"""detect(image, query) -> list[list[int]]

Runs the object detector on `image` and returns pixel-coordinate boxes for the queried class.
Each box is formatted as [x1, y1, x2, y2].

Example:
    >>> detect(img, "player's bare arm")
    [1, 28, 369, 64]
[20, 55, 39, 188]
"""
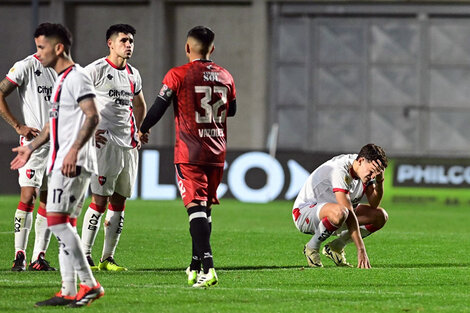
[62, 97, 99, 177]
[366, 161, 385, 208]
[132, 91, 147, 148]
[10, 122, 50, 170]
[133, 91, 147, 129]
[335, 191, 371, 269]
[0, 78, 40, 140]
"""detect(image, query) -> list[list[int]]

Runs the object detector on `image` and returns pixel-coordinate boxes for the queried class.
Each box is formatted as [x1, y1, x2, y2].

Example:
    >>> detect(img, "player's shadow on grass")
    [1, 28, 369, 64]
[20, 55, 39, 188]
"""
[372, 263, 470, 268]
[135, 265, 304, 272]
[134, 262, 470, 271]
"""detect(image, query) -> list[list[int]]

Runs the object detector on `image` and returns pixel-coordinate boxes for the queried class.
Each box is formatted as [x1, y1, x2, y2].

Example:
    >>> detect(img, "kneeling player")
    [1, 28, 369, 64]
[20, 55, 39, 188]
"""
[292, 143, 388, 268]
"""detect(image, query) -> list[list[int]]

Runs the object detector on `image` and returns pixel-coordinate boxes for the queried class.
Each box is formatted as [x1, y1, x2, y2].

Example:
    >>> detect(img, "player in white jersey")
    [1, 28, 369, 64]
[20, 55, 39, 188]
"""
[292, 144, 388, 269]
[0, 52, 57, 271]
[11, 23, 104, 307]
[81, 24, 147, 271]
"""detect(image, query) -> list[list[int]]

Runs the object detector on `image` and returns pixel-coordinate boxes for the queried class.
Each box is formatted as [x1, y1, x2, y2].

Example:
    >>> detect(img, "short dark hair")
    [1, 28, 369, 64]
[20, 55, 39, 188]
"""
[187, 26, 215, 55]
[34, 23, 72, 54]
[357, 143, 388, 168]
[106, 24, 136, 41]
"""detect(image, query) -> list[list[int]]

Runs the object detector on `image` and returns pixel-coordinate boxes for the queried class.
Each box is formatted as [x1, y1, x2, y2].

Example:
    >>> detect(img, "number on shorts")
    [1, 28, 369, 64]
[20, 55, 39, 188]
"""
[195, 86, 227, 123]
[52, 188, 63, 203]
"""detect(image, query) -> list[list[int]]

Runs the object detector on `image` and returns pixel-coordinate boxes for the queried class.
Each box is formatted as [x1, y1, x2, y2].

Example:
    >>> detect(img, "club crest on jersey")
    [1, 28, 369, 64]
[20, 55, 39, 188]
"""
[107, 74, 113, 80]
[26, 169, 35, 179]
[98, 176, 107, 186]
[35, 70, 42, 76]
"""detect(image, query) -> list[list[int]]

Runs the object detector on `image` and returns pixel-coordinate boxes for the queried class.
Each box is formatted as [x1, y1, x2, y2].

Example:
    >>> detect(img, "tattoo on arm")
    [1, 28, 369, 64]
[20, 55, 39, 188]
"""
[30, 124, 50, 150]
[0, 78, 16, 97]
[0, 78, 20, 129]
[73, 98, 99, 150]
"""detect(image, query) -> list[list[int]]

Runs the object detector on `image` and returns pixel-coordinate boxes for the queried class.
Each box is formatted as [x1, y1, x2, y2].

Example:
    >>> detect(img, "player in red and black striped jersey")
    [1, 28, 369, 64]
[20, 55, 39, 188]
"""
[140, 26, 236, 288]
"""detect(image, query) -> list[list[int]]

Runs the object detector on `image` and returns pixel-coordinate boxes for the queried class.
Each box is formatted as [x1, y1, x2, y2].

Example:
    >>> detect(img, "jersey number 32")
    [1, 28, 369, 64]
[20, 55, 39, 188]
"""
[195, 86, 227, 124]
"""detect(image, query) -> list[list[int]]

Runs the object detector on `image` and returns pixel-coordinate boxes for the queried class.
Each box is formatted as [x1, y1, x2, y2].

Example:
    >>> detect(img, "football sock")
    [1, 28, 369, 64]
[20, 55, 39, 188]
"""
[329, 224, 382, 251]
[14, 202, 34, 254]
[81, 203, 106, 256]
[188, 206, 213, 274]
[307, 217, 339, 250]
[207, 209, 212, 234]
[32, 205, 52, 261]
[101, 203, 125, 260]
[189, 209, 212, 271]
[48, 216, 97, 288]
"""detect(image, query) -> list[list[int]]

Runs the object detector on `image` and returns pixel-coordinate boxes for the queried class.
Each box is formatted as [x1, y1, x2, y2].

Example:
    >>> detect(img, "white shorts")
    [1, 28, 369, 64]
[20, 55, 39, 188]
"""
[292, 202, 326, 234]
[90, 142, 138, 198]
[47, 168, 91, 218]
[18, 145, 49, 191]
[293, 202, 352, 235]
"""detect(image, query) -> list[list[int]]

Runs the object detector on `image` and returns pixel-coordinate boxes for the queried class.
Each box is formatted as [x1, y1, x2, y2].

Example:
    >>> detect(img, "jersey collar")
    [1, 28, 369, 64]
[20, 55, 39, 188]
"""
[105, 58, 126, 70]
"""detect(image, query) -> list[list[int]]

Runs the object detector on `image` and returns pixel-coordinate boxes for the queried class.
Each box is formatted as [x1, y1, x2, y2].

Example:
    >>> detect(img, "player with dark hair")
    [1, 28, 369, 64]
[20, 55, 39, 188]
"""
[11, 22, 104, 307]
[139, 25, 237, 287]
[80, 24, 146, 271]
[292, 143, 388, 268]
[0, 23, 58, 271]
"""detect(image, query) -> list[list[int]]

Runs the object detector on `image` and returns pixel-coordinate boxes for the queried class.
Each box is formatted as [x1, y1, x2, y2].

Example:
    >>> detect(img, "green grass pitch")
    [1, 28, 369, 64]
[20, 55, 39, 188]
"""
[0, 195, 469, 312]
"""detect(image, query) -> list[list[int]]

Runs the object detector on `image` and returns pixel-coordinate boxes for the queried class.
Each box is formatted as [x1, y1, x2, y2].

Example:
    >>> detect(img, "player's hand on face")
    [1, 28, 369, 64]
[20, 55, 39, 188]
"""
[95, 129, 107, 149]
[17, 125, 40, 141]
[357, 249, 371, 269]
[371, 159, 385, 179]
[62, 149, 78, 177]
[10, 145, 33, 170]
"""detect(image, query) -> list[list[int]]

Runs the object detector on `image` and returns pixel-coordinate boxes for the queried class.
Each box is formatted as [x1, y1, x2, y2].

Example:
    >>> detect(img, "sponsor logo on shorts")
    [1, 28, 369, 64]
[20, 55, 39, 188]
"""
[98, 176, 107, 186]
[178, 180, 186, 199]
[26, 169, 35, 179]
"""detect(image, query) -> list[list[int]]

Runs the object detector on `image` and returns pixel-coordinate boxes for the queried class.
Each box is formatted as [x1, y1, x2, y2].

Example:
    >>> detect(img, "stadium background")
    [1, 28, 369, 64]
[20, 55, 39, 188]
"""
[1, 0, 470, 204]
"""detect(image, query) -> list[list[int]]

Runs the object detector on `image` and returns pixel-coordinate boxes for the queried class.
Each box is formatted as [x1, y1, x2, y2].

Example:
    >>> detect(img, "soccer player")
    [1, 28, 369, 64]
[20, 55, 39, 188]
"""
[292, 143, 388, 269]
[80, 24, 147, 271]
[139, 26, 236, 287]
[10, 22, 104, 307]
[0, 37, 57, 271]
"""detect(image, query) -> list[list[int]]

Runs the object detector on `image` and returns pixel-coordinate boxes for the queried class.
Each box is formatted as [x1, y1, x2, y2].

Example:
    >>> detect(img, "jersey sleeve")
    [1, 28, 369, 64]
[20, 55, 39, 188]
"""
[71, 70, 96, 103]
[330, 167, 351, 194]
[227, 71, 236, 102]
[84, 63, 98, 86]
[162, 68, 181, 93]
[6, 59, 29, 86]
[133, 68, 143, 95]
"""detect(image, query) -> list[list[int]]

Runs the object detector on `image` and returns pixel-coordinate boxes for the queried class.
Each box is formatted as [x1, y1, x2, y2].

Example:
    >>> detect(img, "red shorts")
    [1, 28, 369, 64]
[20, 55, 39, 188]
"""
[175, 163, 224, 206]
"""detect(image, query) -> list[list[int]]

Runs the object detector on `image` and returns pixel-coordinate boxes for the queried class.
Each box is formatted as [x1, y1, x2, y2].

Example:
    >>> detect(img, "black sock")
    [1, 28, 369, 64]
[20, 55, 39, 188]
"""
[189, 236, 201, 271]
[187, 206, 213, 274]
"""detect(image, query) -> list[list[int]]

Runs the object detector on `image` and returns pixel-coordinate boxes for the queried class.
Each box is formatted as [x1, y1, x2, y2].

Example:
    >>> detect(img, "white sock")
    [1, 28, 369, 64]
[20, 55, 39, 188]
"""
[49, 222, 97, 287]
[14, 204, 34, 254]
[32, 211, 52, 261]
[101, 206, 125, 260]
[307, 217, 339, 250]
[81, 204, 105, 256]
[329, 225, 375, 251]
[59, 236, 77, 296]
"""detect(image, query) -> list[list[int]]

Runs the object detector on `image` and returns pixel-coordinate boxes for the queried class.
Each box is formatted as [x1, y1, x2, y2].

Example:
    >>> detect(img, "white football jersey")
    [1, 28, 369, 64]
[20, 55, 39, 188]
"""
[47, 65, 97, 175]
[294, 154, 369, 210]
[85, 58, 142, 149]
[6, 54, 57, 145]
